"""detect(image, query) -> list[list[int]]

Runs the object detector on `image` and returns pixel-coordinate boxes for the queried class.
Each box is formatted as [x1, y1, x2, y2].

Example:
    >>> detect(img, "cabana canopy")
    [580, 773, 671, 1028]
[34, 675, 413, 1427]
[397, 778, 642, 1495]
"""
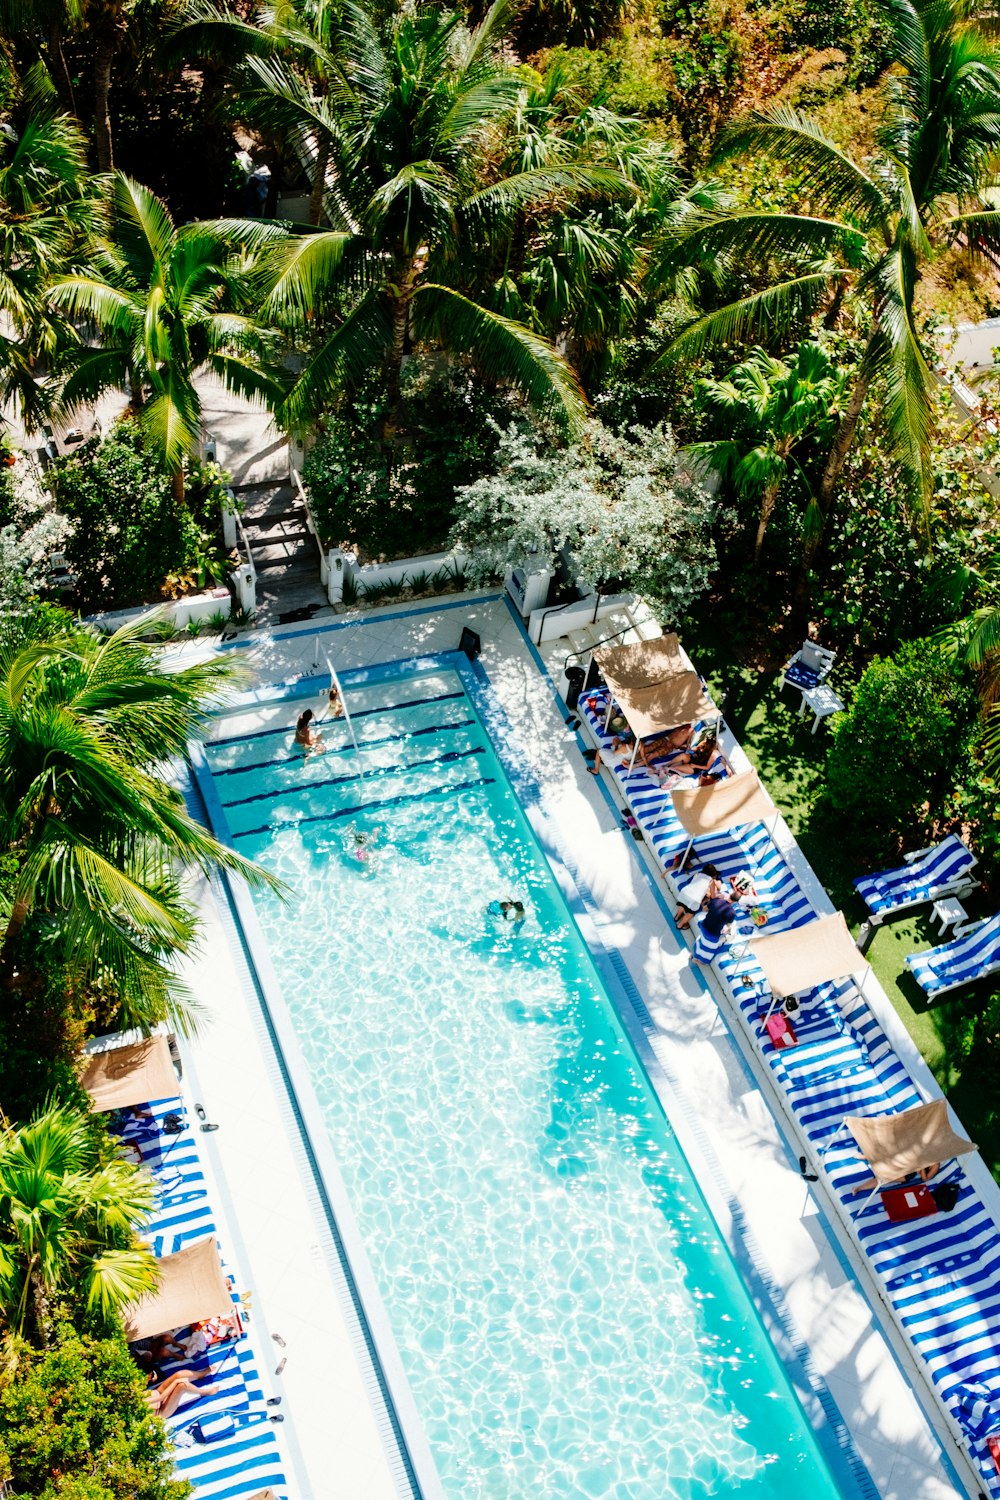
[603, 670, 716, 743]
[671, 770, 774, 837]
[81, 1037, 177, 1113]
[593, 632, 683, 688]
[748, 913, 868, 998]
[125, 1238, 232, 1342]
[846, 1100, 976, 1185]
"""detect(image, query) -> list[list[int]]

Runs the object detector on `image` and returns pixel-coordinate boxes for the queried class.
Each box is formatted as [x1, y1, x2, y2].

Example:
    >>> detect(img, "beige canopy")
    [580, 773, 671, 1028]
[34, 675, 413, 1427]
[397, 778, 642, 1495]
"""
[125, 1238, 233, 1342]
[748, 913, 868, 998]
[593, 632, 683, 688]
[81, 1037, 177, 1113]
[606, 671, 716, 743]
[671, 770, 774, 837]
[846, 1100, 976, 1185]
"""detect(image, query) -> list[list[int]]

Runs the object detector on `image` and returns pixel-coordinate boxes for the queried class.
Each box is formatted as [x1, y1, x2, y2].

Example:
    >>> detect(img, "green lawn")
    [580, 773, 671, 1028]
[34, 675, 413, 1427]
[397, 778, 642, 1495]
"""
[693, 637, 1000, 1177]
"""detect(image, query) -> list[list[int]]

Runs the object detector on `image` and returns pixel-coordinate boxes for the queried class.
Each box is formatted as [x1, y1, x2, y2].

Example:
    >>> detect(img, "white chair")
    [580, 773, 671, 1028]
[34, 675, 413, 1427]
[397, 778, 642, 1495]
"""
[779, 640, 836, 695]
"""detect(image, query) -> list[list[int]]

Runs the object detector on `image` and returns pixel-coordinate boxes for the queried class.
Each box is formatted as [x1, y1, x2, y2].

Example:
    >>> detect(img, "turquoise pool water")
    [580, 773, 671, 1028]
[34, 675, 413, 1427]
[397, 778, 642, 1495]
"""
[204, 666, 847, 1500]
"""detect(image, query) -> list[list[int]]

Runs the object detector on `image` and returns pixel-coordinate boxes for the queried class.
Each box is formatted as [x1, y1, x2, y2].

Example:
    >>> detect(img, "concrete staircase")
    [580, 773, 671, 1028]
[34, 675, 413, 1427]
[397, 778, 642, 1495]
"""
[238, 481, 329, 626]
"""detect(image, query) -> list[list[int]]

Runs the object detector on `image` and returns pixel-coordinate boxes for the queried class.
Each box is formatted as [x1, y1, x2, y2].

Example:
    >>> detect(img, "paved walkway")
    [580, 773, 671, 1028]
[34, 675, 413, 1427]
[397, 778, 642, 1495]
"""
[174, 596, 965, 1500]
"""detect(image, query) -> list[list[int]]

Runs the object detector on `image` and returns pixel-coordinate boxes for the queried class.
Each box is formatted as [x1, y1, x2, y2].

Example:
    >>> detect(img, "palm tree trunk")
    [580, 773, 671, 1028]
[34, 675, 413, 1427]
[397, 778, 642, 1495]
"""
[309, 134, 331, 227]
[793, 349, 873, 615]
[171, 466, 186, 511]
[48, 22, 77, 117]
[753, 479, 781, 564]
[813, 360, 872, 546]
[94, 38, 116, 172]
[0, 897, 31, 989]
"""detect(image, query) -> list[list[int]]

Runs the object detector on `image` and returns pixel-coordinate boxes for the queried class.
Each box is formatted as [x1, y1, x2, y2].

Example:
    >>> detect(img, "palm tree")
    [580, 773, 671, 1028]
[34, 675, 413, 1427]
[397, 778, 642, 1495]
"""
[0, 1100, 157, 1343]
[0, 613, 279, 1034]
[662, 0, 1000, 573]
[0, 89, 103, 430]
[686, 342, 846, 563]
[48, 173, 286, 505]
[171, 0, 340, 227]
[243, 0, 628, 437]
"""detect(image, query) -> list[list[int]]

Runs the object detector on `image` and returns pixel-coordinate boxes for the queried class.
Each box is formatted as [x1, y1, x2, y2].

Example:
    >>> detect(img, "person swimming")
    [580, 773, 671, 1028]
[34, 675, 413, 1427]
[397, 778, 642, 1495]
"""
[327, 684, 344, 718]
[487, 898, 526, 924]
[295, 707, 325, 758]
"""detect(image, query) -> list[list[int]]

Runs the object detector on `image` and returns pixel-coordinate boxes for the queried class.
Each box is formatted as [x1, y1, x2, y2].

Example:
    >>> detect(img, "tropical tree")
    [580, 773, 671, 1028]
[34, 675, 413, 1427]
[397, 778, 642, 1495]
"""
[241, 0, 628, 437]
[687, 341, 846, 563]
[0, 611, 278, 1033]
[662, 0, 1000, 574]
[171, 0, 340, 226]
[0, 1100, 156, 1342]
[48, 173, 286, 505]
[0, 86, 103, 430]
[940, 583, 1000, 776]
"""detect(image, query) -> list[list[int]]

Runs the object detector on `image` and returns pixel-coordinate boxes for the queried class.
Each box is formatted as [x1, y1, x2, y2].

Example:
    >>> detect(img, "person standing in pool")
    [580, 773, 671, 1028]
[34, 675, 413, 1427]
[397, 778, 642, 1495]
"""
[295, 708, 325, 758]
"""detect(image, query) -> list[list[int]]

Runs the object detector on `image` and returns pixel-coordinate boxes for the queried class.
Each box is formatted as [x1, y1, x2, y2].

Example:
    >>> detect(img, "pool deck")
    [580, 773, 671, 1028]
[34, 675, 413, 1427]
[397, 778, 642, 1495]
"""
[176, 592, 968, 1500]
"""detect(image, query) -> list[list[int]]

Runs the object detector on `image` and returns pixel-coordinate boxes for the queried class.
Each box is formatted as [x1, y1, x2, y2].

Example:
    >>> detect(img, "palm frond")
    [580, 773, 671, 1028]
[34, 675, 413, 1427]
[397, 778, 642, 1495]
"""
[655, 272, 847, 366]
[276, 288, 393, 429]
[413, 283, 587, 433]
[715, 106, 891, 227]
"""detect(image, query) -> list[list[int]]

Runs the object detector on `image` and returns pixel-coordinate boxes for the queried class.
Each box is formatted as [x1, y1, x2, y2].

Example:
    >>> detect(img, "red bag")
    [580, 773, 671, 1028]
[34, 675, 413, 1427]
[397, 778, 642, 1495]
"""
[987, 1434, 1000, 1475]
[880, 1184, 938, 1222]
[765, 1013, 797, 1049]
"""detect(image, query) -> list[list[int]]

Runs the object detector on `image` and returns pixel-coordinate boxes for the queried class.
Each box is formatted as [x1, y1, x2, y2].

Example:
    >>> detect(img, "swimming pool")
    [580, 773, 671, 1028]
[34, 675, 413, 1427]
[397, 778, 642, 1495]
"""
[199, 659, 855, 1499]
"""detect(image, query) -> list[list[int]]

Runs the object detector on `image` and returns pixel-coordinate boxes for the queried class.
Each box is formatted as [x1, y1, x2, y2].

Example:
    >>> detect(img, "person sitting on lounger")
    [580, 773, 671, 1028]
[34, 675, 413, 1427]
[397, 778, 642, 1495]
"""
[850, 1162, 941, 1196]
[295, 708, 325, 758]
[145, 1370, 220, 1418]
[675, 863, 723, 929]
[588, 709, 632, 775]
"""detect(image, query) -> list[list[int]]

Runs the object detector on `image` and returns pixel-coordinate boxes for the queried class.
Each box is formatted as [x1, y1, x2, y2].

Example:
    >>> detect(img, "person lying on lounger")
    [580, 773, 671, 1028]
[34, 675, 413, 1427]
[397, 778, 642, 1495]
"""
[588, 709, 632, 775]
[665, 733, 731, 778]
[145, 1371, 221, 1419]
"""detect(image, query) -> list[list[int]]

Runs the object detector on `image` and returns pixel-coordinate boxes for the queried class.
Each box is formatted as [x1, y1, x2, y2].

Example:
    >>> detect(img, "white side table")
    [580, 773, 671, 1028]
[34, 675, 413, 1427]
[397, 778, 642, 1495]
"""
[931, 896, 968, 936]
[798, 683, 845, 733]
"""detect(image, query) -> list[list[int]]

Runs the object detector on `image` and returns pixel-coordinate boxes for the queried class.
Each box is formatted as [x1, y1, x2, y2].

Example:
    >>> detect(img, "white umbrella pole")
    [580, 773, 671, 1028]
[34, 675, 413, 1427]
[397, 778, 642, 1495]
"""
[325, 656, 362, 774]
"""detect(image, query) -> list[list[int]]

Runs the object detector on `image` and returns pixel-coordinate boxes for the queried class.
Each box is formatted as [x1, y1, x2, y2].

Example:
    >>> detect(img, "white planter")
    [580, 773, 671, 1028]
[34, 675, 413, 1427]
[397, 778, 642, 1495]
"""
[89, 587, 232, 636]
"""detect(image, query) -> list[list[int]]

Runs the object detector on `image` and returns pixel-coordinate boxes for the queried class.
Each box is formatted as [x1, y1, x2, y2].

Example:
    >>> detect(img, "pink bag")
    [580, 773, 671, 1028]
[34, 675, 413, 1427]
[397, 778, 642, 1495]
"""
[765, 1013, 797, 1049]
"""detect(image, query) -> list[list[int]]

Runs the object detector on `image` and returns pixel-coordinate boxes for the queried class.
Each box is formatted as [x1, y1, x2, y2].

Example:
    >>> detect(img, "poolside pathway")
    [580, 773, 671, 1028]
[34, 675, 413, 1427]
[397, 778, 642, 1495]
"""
[176, 594, 966, 1500]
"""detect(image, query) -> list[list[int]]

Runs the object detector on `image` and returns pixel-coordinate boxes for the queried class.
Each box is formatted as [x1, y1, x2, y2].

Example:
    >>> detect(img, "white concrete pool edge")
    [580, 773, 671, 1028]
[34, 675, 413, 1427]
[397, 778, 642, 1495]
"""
[174, 596, 966, 1500]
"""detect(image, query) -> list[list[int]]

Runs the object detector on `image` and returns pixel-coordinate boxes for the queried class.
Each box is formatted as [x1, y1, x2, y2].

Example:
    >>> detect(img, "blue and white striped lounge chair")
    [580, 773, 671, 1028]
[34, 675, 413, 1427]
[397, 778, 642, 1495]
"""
[854, 834, 979, 924]
[906, 913, 1000, 999]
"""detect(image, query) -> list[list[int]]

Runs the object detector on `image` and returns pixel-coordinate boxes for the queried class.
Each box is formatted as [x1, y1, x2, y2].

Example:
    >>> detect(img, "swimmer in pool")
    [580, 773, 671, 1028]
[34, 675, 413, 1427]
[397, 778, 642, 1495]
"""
[295, 707, 325, 758]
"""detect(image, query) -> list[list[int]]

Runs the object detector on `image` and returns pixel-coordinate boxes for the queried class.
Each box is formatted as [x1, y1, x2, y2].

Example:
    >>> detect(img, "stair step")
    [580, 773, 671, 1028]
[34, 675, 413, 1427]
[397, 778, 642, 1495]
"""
[243, 509, 303, 530]
[254, 556, 319, 574]
[247, 528, 311, 546]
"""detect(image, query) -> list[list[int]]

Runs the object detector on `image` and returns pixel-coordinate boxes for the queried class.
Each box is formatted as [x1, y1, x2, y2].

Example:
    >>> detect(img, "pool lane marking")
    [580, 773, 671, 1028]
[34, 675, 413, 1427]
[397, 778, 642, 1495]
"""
[230, 774, 495, 839]
[220, 745, 487, 810]
[208, 690, 466, 748]
[207, 715, 475, 778]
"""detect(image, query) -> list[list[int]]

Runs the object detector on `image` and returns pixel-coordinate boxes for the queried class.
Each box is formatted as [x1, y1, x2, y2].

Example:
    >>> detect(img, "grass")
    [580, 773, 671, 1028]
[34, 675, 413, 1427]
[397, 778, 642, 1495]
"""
[694, 632, 1000, 1177]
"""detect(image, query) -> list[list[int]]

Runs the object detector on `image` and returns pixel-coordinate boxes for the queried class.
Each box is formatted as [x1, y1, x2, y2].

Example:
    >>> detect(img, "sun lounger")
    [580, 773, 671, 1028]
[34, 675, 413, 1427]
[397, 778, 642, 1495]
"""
[906, 913, 1000, 998]
[854, 835, 979, 923]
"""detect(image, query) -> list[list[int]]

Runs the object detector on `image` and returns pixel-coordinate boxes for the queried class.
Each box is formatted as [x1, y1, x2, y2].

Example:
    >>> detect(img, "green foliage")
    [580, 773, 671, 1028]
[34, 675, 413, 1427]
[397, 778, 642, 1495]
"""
[47, 424, 220, 611]
[824, 639, 975, 852]
[303, 367, 505, 560]
[0, 949, 91, 1126]
[0, 608, 277, 1035]
[0, 1101, 157, 1341]
[948, 723, 1000, 890]
[0, 1325, 188, 1499]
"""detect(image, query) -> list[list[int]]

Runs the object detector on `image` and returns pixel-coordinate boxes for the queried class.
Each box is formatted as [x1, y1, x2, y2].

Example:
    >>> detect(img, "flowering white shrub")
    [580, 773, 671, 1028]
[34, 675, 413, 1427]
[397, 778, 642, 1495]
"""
[450, 418, 716, 619]
[0, 457, 74, 608]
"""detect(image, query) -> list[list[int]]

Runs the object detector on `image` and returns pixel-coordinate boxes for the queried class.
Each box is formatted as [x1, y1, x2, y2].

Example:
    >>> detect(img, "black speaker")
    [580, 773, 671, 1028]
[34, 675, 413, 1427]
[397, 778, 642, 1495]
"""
[460, 627, 481, 660]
